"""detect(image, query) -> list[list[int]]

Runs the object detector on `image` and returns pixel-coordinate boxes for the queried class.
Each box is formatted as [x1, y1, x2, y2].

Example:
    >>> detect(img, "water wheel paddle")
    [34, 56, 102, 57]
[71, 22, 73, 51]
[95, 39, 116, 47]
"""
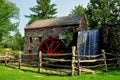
[38, 36, 66, 58]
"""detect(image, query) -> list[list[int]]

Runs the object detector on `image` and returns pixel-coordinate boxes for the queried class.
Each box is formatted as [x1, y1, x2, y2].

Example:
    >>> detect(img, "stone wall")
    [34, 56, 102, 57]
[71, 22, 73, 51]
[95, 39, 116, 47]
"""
[24, 26, 81, 54]
[100, 24, 120, 54]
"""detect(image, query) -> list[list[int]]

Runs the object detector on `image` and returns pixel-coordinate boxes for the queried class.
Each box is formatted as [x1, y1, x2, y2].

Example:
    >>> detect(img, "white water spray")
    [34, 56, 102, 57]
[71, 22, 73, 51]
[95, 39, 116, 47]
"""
[77, 30, 99, 58]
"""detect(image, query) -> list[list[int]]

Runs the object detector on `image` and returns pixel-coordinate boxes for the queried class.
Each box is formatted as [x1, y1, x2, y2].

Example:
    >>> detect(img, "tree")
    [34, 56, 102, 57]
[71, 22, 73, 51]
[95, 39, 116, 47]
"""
[1, 31, 24, 50]
[26, 0, 57, 25]
[69, 5, 86, 15]
[13, 31, 24, 50]
[86, 0, 120, 29]
[0, 0, 19, 42]
[110, 0, 120, 24]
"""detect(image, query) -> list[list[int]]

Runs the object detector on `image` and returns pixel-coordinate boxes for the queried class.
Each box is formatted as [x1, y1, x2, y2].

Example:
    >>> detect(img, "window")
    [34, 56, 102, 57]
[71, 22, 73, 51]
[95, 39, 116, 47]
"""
[29, 37, 32, 43]
[38, 37, 42, 42]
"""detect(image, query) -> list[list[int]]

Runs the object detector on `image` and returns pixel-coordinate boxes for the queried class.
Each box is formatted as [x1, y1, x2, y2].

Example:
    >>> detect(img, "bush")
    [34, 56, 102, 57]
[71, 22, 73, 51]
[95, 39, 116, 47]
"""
[0, 48, 23, 54]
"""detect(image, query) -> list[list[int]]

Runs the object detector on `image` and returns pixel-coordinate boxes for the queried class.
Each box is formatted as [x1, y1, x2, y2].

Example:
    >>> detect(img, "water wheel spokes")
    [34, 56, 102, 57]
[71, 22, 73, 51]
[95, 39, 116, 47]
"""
[38, 36, 66, 58]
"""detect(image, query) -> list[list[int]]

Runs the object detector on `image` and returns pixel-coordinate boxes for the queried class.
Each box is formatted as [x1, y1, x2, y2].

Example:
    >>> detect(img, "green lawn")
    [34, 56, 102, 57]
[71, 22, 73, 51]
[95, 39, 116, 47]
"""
[0, 65, 120, 80]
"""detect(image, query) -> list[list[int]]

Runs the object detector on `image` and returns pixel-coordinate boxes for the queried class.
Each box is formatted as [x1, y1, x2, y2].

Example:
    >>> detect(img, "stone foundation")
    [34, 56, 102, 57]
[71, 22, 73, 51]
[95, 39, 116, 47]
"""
[100, 24, 120, 54]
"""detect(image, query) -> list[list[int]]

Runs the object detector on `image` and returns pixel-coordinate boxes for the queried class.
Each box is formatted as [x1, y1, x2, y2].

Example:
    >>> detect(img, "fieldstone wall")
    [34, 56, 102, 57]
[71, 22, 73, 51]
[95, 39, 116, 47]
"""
[100, 24, 120, 54]
[24, 26, 80, 54]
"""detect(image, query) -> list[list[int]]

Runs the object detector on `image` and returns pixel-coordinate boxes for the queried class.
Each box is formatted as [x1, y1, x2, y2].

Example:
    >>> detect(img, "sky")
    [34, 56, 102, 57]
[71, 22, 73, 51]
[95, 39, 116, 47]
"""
[9, 0, 90, 36]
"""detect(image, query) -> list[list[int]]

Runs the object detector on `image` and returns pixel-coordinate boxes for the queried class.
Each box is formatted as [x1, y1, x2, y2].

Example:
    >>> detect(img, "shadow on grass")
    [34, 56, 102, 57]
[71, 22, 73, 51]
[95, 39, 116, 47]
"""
[40, 72, 70, 77]
[1, 64, 69, 77]
[2, 64, 119, 77]
[5, 65, 38, 73]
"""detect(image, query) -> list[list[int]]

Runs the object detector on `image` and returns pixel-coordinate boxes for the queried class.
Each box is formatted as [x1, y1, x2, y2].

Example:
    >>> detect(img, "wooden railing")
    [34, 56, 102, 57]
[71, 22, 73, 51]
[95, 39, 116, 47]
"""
[0, 47, 119, 76]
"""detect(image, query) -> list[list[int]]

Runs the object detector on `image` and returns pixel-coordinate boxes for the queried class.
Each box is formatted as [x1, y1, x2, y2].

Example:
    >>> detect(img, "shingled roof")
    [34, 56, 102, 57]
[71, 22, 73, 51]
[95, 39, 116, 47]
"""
[25, 14, 85, 30]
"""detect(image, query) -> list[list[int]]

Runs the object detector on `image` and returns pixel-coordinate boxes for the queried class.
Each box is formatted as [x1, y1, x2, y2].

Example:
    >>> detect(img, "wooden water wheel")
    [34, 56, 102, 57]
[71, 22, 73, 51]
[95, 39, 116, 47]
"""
[38, 35, 66, 58]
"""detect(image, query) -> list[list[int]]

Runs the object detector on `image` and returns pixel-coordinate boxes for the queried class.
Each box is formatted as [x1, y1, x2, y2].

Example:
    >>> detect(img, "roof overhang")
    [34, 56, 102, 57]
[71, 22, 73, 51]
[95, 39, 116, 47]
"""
[24, 24, 79, 30]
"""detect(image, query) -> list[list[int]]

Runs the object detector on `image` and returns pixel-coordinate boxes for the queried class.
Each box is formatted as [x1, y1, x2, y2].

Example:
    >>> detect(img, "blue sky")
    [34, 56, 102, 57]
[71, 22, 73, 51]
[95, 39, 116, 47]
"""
[9, 0, 89, 36]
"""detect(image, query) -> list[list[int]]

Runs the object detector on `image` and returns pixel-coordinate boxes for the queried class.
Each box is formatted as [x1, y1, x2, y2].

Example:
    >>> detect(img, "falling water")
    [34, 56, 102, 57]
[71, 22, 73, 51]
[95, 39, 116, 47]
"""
[77, 30, 99, 57]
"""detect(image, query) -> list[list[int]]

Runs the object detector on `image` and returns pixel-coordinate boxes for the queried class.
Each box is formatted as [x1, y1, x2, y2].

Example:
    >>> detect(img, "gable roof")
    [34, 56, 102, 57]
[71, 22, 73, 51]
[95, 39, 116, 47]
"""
[24, 14, 85, 30]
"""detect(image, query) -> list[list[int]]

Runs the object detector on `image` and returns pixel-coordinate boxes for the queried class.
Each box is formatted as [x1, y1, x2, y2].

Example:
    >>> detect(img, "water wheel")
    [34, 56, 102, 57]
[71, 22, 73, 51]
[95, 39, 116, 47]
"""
[38, 36, 66, 58]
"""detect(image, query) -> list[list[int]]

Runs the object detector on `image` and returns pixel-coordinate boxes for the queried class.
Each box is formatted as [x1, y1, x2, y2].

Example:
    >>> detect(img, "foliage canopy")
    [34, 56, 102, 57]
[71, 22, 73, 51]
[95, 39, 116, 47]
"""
[0, 0, 24, 50]
[86, 0, 120, 29]
[0, 0, 19, 41]
[69, 5, 86, 15]
[69, 0, 120, 29]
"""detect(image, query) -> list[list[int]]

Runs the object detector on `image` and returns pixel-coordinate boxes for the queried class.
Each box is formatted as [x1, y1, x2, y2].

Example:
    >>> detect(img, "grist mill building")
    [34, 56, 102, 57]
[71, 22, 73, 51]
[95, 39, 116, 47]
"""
[24, 14, 87, 59]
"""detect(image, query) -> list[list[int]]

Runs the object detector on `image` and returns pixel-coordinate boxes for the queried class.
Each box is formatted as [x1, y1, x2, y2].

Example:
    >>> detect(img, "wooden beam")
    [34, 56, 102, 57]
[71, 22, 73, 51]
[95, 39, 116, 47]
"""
[75, 59, 104, 63]
[71, 46, 76, 76]
[43, 58, 71, 62]
[102, 50, 108, 71]
[81, 68, 95, 74]
[42, 53, 72, 57]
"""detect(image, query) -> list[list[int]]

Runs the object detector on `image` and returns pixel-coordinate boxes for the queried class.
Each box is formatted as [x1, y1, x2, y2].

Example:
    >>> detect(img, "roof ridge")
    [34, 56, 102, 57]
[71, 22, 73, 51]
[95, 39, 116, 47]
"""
[25, 14, 85, 30]
[34, 14, 84, 22]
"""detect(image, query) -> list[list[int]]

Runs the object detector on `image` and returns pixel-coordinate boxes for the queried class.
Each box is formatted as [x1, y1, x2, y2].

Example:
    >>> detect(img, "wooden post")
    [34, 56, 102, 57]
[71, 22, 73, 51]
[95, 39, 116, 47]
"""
[71, 46, 76, 76]
[18, 52, 22, 69]
[38, 51, 42, 73]
[102, 50, 108, 71]
[77, 50, 81, 76]
[5, 52, 8, 66]
[119, 53, 120, 68]
[116, 53, 120, 68]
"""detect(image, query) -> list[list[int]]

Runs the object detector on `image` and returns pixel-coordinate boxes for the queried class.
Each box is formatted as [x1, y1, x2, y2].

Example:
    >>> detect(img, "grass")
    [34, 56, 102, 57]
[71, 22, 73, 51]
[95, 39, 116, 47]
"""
[0, 64, 120, 80]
